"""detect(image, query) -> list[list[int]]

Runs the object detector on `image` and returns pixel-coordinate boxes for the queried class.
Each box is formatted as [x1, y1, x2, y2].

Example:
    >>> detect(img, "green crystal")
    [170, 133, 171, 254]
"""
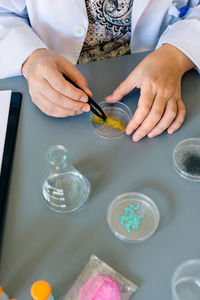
[120, 204, 144, 233]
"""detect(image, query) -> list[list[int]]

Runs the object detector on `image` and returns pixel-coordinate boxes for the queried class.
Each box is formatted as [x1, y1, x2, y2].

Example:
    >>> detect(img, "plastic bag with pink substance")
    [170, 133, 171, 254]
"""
[64, 255, 137, 300]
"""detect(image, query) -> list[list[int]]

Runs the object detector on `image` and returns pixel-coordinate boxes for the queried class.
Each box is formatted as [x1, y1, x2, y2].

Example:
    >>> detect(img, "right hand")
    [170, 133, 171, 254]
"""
[22, 49, 91, 117]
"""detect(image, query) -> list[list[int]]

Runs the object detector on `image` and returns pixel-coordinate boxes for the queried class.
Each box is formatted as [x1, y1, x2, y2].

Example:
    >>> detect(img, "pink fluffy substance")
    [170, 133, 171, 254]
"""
[79, 275, 121, 300]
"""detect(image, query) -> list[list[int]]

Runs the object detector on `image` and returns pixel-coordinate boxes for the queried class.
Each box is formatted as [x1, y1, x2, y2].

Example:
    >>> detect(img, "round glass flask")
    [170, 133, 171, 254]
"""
[42, 145, 91, 213]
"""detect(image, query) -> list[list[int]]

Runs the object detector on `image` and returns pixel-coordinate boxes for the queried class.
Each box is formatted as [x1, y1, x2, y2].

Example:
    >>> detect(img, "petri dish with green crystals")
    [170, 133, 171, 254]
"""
[90, 101, 132, 139]
[107, 192, 160, 243]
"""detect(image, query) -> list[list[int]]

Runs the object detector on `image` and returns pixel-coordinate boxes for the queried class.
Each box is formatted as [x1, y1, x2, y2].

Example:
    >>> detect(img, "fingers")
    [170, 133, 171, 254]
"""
[33, 77, 90, 112]
[167, 100, 186, 134]
[126, 84, 155, 135]
[59, 57, 93, 97]
[39, 62, 91, 101]
[147, 99, 177, 138]
[131, 92, 167, 142]
[104, 45, 187, 141]
[105, 73, 137, 103]
[32, 92, 84, 117]
[25, 50, 93, 118]
[128, 97, 185, 142]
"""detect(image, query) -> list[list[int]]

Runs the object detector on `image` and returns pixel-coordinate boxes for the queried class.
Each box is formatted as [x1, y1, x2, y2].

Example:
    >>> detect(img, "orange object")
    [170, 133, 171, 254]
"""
[31, 281, 52, 300]
[0, 286, 2, 296]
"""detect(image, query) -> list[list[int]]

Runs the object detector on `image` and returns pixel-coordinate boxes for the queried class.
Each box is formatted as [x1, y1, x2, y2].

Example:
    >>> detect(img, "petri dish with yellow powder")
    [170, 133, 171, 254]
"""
[90, 101, 132, 139]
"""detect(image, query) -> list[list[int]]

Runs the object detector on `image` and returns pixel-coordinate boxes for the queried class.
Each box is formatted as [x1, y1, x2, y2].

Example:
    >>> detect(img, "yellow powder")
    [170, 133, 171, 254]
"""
[92, 114, 126, 131]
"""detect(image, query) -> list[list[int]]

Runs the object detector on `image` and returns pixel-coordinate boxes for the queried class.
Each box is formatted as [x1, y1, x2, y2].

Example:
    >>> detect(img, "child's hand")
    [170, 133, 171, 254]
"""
[105, 44, 195, 142]
[22, 49, 91, 117]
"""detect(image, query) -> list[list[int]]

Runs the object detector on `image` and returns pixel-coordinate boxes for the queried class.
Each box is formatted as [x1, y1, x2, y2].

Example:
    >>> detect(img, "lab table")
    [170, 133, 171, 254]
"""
[0, 51, 200, 299]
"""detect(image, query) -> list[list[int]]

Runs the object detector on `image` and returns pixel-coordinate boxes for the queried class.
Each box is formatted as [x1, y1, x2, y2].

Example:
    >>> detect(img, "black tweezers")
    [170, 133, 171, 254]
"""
[63, 75, 107, 121]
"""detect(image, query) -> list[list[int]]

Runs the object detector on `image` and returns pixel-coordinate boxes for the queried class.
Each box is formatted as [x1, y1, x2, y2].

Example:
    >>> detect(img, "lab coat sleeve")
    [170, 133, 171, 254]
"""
[0, 2, 48, 79]
[156, 4, 200, 72]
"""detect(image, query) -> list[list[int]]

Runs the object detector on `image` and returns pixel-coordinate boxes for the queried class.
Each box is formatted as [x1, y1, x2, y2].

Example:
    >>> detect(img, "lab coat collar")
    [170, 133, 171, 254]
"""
[132, 0, 152, 25]
[132, 0, 173, 25]
[74, 0, 88, 17]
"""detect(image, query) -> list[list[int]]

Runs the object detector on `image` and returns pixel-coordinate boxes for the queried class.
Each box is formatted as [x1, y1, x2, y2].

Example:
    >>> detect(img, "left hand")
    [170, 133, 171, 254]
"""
[105, 44, 195, 142]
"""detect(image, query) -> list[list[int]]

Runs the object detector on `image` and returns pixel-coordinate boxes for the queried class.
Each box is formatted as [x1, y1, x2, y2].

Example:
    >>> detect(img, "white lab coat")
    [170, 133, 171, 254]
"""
[0, 0, 200, 78]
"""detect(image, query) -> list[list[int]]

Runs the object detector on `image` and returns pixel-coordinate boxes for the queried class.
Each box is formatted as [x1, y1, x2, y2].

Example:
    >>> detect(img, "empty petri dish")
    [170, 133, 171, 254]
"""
[90, 101, 132, 139]
[173, 138, 200, 181]
[107, 192, 160, 243]
[172, 259, 200, 300]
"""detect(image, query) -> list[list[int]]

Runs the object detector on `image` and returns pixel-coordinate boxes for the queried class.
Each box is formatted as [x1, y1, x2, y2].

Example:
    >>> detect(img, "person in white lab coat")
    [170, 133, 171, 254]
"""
[0, 0, 200, 142]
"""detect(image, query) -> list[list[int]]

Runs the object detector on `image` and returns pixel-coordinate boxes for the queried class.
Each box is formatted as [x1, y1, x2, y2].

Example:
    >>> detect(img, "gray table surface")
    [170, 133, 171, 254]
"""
[0, 52, 200, 300]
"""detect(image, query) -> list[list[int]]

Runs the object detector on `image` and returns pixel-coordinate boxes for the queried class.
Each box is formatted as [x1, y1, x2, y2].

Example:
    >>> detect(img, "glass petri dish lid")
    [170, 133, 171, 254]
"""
[107, 192, 160, 243]
[90, 101, 132, 139]
[173, 138, 200, 181]
[172, 259, 200, 300]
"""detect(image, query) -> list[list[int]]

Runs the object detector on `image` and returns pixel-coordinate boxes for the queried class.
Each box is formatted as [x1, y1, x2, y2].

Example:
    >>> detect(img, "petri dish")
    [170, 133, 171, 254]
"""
[172, 259, 200, 300]
[173, 138, 200, 181]
[107, 192, 160, 243]
[90, 101, 132, 139]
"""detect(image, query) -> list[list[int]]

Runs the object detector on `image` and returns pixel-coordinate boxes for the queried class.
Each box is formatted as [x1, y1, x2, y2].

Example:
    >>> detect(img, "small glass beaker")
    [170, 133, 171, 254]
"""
[42, 145, 91, 213]
[172, 259, 200, 300]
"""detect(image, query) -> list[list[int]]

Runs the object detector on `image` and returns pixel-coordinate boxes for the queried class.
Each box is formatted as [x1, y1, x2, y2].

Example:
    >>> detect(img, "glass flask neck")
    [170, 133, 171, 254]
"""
[46, 145, 71, 172]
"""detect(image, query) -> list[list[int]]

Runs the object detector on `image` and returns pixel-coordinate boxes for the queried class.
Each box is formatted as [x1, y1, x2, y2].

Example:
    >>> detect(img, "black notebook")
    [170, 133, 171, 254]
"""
[0, 91, 22, 250]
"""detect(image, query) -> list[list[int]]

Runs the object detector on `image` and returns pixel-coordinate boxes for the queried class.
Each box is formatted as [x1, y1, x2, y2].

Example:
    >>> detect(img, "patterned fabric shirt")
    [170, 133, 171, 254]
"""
[78, 0, 133, 64]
